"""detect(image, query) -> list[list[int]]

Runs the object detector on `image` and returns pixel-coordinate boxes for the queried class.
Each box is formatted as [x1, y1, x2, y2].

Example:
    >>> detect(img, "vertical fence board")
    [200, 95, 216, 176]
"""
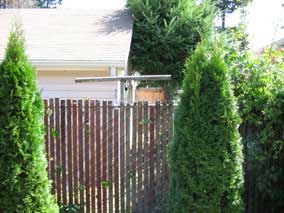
[161, 102, 167, 211]
[125, 104, 131, 212]
[67, 99, 73, 205]
[149, 106, 155, 211]
[137, 102, 143, 212]
[95, 101, 102, 213]
[78, 100, 84, 212]
[44, 100, 50, 178]
[48, 99, 56, 195]
[61, 100, 67, 205]
[102, 101, 108, 213]
[73, 100, 79, 205]
[167, 103, 174, 179]
[55, 98, 61, 202]
[120, 103, 125, 212]
[85, 100, 90, 212]
[131, 103, 137, 212]
[155, 101, 161, 209]
[90, 100, 96, 212]
[108, 102, 113, 213]
[162, 102, 168, 181]
[114, 109, 119, 212]
[143, 102, 149, 213]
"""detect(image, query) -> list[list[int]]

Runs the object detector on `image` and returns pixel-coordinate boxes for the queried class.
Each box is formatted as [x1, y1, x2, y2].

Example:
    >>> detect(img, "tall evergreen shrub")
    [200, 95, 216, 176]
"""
[168, 39, 244, 212]
[127, 0, 215, 89]
[0, 27, 58, 212]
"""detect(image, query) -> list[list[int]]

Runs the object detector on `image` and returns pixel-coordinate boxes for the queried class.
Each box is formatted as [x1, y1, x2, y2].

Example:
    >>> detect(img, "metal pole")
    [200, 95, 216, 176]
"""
[120, 80, 125, 103]
[128, 80, 133, 104]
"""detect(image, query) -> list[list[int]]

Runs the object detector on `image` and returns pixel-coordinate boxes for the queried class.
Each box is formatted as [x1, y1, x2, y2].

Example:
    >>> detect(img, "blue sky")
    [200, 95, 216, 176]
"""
[227, 0, 284, 50]
[62, 0, 284, 50]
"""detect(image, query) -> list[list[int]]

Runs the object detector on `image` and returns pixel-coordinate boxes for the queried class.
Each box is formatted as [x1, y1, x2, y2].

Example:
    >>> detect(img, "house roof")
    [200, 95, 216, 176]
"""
[274, 37, 284, 48]
[0, 9, 133, 69]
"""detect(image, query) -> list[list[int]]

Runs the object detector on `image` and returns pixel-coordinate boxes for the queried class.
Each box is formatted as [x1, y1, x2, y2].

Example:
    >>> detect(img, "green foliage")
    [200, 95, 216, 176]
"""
[212, 0, 250, 28]
[231, 48, 284, 212]
[224, 21, 284, 211]
[127, 0, 215, 89]
[59, 203, 81, 213]
[0, 26, 58, 212]
[36, 0, 62, 8]
[213, 0, 248, 14]
[168, 38, 244, 212]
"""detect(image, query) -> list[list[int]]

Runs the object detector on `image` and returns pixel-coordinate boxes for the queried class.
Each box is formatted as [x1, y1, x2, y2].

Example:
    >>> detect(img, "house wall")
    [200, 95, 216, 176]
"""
[37, 69, 118, 101]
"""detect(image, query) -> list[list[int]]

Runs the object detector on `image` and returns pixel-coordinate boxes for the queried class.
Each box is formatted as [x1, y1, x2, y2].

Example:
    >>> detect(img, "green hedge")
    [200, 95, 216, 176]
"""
[232, 49, 284, 212]
[168, 39, 244, 212]
[0, 27, 58, 212]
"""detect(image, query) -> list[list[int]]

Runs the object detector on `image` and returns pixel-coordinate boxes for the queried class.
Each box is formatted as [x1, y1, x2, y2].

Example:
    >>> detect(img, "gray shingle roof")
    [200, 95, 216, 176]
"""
[0, 9, 133, 68]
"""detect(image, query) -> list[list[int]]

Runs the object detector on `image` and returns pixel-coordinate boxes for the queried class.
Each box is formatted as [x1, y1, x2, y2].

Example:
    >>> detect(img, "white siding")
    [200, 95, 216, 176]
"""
[38, 70, 117, 101]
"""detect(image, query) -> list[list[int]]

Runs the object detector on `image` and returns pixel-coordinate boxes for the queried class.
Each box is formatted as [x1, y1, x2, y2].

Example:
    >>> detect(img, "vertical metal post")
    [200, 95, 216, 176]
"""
[128, 80, 134, 104]
[120, 80, 125, 103]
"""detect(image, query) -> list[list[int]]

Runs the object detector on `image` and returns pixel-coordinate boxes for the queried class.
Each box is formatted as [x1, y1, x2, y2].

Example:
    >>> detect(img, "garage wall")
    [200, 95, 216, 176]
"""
[38, 70, 117, 101]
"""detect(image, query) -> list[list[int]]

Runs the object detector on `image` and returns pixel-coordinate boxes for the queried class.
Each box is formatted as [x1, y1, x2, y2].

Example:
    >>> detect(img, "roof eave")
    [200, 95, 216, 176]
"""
[31, 60, 127, 70]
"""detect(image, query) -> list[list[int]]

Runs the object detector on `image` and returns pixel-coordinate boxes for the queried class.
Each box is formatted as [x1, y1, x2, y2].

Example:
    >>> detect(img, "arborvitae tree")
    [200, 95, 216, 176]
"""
[127, 0, 215, 90]
[0, 27, 58, 212]
[168, 39, 244, 212]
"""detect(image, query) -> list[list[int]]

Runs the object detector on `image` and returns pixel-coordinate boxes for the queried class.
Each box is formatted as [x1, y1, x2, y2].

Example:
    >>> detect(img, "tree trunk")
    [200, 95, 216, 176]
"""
[221, 11, 226, 29]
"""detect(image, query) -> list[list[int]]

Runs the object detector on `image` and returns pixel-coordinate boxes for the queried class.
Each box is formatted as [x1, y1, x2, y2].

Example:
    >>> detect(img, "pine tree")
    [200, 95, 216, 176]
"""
[168, 39, 244, 212]
[127, 0, 215, 89]
[0, 26, 58, 212]
[36, 0, 61, 8]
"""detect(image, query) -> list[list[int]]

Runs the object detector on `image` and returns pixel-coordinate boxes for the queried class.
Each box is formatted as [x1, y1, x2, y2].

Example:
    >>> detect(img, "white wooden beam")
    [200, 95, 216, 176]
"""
[75, 75, 172, 83]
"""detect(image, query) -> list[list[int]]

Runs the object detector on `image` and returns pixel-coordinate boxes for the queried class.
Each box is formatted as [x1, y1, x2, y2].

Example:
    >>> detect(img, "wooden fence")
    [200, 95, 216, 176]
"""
[44, 98, 174, 212]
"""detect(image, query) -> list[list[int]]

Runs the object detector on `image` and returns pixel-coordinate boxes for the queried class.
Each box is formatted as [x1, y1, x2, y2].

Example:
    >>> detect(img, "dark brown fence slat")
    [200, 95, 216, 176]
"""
[167, 102, 174, 195]
[73, 100, 79, 205]
[125, 104, 131, 212]
[61, 100, 67, 205]
[85, 100, 90, 212]
[67, 99, 73, 205]
[155, 101, 161, 208]
[131, 103, 137, 212]
[95, 101, 102, 213]
[102, 101, 108, 213]
[137, 102, 143, 212]
[120, 102, 125, 212]
[162, 102, 168, 181]
[149, 106, 155, 211]
[161, 102, 167, 211]
[168, 102, 174, 146]
[55, 98, 61, 202]
[78, 100, 84, 212]
[48, 99, 55, 194]
[44, 100, 50, 178]
[114, 109, 119, 212]
[143, 102, 149, 213]
[90, 100, 96, 212]
[108, 101, 113, 213]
